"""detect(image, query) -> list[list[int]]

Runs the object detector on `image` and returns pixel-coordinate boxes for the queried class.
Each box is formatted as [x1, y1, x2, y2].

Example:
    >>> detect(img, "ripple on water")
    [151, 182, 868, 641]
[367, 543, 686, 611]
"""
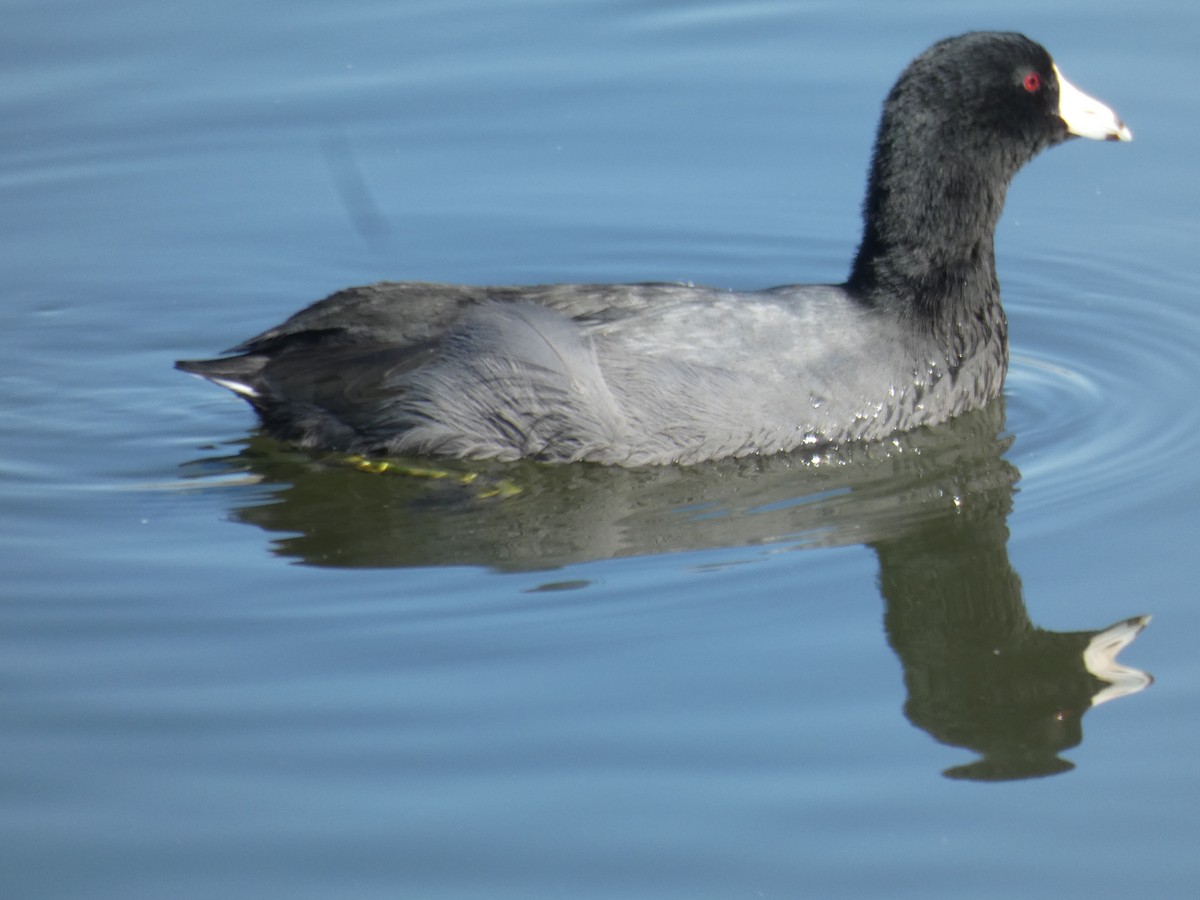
[1001, 253, 1200, 525]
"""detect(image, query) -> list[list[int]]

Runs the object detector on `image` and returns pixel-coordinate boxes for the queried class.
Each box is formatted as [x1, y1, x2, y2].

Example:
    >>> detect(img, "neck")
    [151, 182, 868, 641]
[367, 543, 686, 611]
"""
[846, 125, 1015, 325]
[845, 137, 1014, 395]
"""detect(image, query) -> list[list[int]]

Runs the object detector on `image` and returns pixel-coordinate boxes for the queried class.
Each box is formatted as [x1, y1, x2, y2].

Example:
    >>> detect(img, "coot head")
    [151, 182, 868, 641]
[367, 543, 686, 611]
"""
[849, 32, 1130, 311]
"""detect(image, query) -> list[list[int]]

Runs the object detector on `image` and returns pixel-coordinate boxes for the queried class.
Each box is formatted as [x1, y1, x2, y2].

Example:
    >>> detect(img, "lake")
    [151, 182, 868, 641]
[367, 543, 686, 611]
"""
[3, 0, 1198, 897]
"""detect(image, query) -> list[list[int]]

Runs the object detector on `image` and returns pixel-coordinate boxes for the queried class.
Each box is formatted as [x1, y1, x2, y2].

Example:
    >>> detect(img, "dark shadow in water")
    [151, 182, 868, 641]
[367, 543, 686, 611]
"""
[181, 399, 1151, 780]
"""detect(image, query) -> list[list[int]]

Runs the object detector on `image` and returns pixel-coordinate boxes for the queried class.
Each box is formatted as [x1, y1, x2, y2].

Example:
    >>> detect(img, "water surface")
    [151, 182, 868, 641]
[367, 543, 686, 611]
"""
[3, 1, 1198, 898]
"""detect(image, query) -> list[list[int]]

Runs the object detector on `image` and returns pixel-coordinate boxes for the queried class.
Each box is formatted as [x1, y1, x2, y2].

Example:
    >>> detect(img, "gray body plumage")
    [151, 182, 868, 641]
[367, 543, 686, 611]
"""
[182, 280, 1005, 465]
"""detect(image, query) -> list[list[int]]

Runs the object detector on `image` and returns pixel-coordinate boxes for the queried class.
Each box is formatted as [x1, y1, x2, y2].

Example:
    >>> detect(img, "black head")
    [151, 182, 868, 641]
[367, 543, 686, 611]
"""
[891, 33, 1071, 167]
[849, 32, 1130, 311]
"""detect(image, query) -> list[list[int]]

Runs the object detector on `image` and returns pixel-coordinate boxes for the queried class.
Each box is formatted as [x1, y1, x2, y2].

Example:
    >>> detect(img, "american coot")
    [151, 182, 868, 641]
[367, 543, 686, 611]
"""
[178, 32, 1131, 466]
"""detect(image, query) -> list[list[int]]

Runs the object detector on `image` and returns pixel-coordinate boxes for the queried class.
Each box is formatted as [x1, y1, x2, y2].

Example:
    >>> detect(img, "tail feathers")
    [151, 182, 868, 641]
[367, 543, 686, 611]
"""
[175, 355, 266, 400]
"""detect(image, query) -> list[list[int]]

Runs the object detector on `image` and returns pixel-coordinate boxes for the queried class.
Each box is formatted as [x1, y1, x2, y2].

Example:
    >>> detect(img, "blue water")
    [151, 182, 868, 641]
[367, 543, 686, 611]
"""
[4, 1, 1199, 897]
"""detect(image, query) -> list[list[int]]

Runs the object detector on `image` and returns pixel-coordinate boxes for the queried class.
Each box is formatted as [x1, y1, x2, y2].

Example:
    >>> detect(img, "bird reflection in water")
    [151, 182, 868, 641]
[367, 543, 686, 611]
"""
[181, 400, 1151, 780]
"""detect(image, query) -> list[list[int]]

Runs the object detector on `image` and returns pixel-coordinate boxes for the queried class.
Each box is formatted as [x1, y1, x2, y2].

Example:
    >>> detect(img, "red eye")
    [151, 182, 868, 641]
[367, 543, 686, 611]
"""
[1023, 72, 1042, 93]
